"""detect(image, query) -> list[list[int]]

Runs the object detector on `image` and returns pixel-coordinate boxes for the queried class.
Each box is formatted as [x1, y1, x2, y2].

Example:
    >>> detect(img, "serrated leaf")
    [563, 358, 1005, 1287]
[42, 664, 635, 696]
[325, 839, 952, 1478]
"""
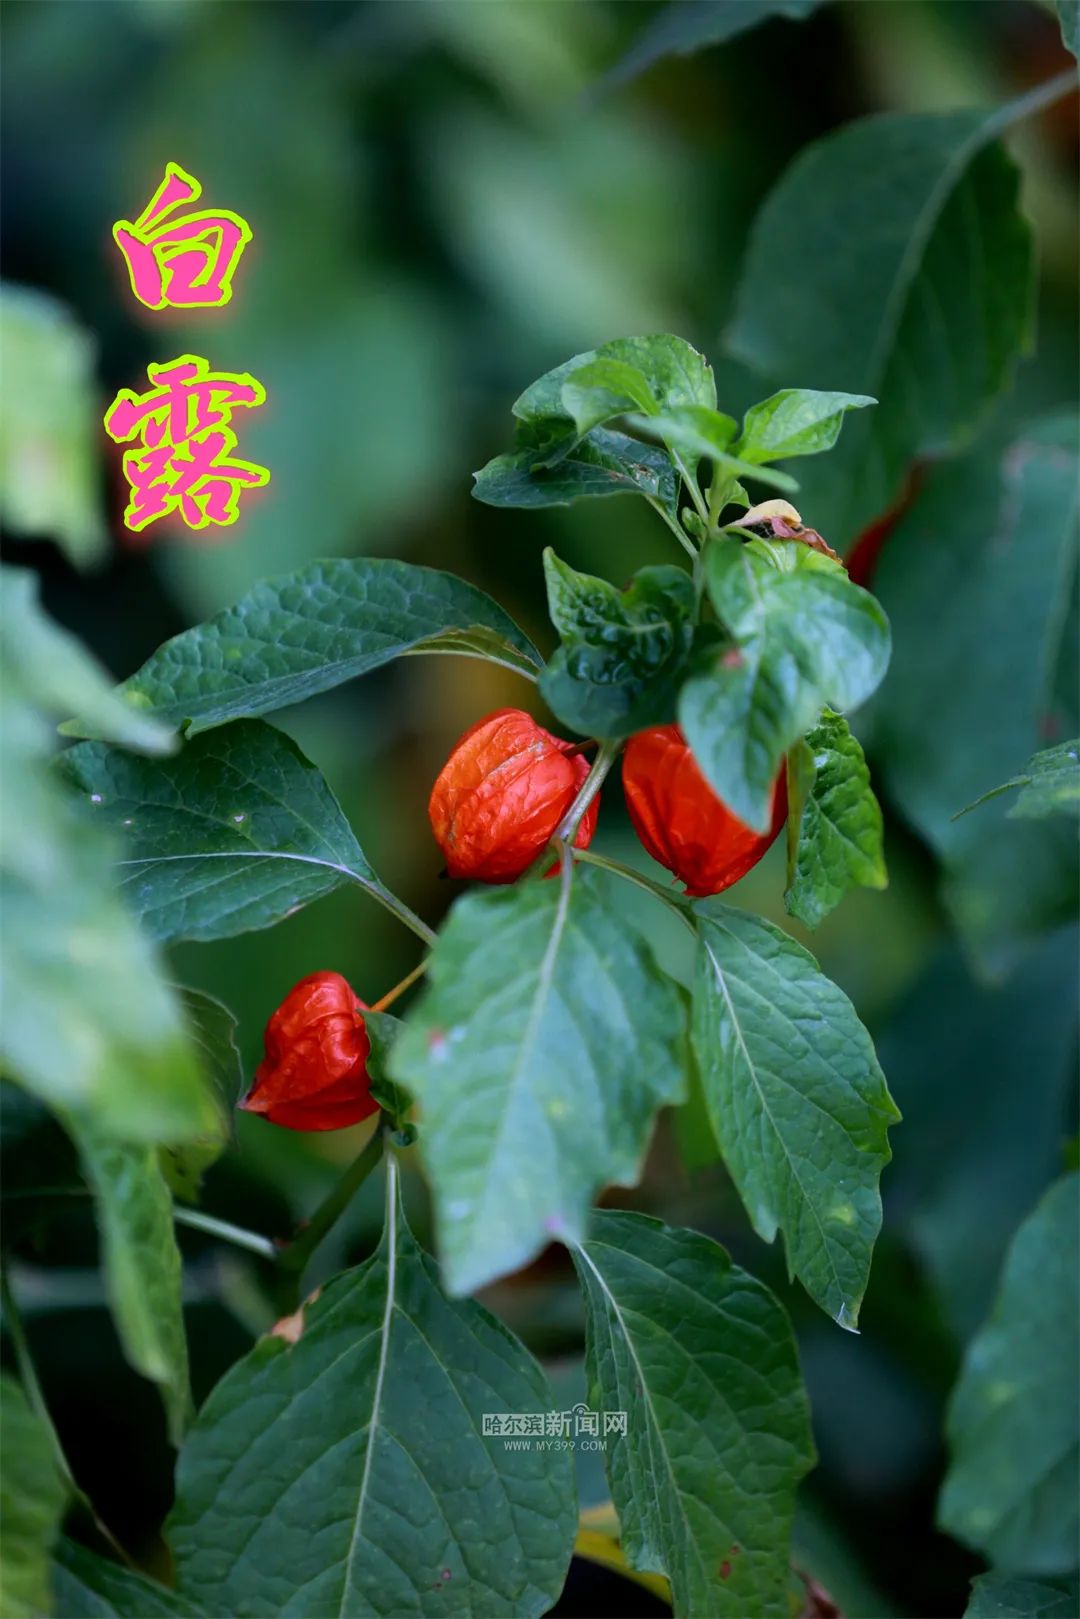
[1010, 741, 1080, 819]
[0, 285, 108, 568]
[956, 740, 1080, 824]
[513, 335, 716, 465]
[572, 1210, 814, 1619]
[59, 720, 394, 944]
[540, 552, 696, 739]
[160, 989, 242, 1203]
[691, 905, 899, 1326]
[472, 428, 678, 515]
[628, 407, 797, 494]
[169, 1164, 576, 1617]
[0, 1376, 67, 1619]
[62, 559, 541, 738]
[390, 865, 687, 1295]
[679, 540, 890, 831]
[561, 357, 660, 437]
[517, 334, 716, 422]
[67, 1120, 191, 1444]
[965, 1571, 1080, 1619]
[597, 0, 824, 93]
[733, 389, 875, 465]
[51, 1540, 203, 1618]
[874, 415, 1079, 969]
[784, 710, 886, 929]
[939, 1173, 1079, 1572]
[728, 113, 1034, 545]
[0, 573, 218, 1147]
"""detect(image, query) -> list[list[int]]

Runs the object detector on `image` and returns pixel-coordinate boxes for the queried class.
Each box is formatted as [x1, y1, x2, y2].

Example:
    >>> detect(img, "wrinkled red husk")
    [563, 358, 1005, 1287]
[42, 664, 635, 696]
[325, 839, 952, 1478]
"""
[622, 724, 787, 898]
[239, 970, 378, 1132]
[429, 707, 599, 883]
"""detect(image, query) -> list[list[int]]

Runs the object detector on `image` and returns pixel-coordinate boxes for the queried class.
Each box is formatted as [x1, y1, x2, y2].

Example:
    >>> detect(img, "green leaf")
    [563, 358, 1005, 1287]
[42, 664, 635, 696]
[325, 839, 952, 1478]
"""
[51, 1540, 202, 1618]
[517, 334, 716, 422]
[1056, 0, 1078, 59]
[628, 407, 797, 494]
[472, 428, 678, 515]
[679, 539, 890, 831]
[62, 559, 541, 738]
[0, 285, 108, 568]
[572, 1210, 814, 1619]
[0, 1376, 67, 1619]
[361, 1010, 416, 1142]
[68, 1120, 191, 1445]
[939, 1173, 1079, 1572]
[728, 111, 1034, 545]
[390, 865, 687, 1295]
[784, 709, 887, 930]
[0, 574, 219, 1146]
[561, 357, 660, 436]
[955, 741, 1080, 824]
[59, 720, 395, 944]
[965, 1572, 1080, 1619]
[597, 0, 824, 93]
[513, 335, 716, 464]
[159, 989, 241, 1203]
[874, 415, 1078, 970]
[169, 1164, 576, 1617]
[1009, 741, 1080, 819]
[3, 568, 173, 757]
[733, 389, 875, 465]
[691, 905, 899, 1327]
[540, 552, 696, 739]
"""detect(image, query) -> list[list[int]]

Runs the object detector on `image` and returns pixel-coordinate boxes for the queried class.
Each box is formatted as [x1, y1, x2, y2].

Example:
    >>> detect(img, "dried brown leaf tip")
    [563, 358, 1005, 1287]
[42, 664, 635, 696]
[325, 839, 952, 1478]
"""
[270, 1287, 322, 1345]
[796, 1566, 844, 1618]
[739, 499, 842, 562]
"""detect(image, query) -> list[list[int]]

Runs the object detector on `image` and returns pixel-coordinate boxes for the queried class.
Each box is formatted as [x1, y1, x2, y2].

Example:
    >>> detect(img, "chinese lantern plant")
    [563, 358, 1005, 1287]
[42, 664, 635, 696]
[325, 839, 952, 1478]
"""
[47, 335, 898, 1619]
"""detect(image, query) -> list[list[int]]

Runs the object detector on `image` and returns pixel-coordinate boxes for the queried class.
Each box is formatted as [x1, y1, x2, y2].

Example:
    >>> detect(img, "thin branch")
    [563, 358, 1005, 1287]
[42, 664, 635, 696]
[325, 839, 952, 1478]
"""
[173, 1209, 279, 1261]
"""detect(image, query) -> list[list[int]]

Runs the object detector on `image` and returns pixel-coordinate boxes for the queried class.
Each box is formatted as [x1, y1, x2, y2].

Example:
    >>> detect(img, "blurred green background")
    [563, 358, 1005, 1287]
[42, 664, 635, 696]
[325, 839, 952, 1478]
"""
[2, 2, 1076, 1615]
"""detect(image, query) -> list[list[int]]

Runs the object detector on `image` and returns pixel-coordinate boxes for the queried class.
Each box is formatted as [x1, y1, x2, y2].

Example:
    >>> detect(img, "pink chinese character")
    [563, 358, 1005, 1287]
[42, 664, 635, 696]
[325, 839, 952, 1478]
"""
[105, 354, 269, 534]
[113, 162, 252, 311]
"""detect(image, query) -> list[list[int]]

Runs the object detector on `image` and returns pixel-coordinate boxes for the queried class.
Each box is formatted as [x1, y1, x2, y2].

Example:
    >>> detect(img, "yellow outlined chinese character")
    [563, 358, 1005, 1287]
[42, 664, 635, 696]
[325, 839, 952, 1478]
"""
[104, 353, 268, 533]
[113, 162, 252, 311]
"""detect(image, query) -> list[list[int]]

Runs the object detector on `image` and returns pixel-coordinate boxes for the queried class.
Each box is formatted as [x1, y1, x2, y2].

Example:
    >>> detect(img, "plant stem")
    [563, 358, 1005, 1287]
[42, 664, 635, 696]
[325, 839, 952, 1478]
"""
[278, 1129, 386, 1303]
[1, 1268, 133, 1565]
[371, 957, 429, 1013]
[521, 740, 621, 882]
[706, 469, 740, 535]
[647, 496, 698, 562]
[559, 739, 620, 843]
[371, 883, 437, 948]
[672, 451, 710, 525]
[173, 1208, 279, 1261]
[989, 66, 1079, 137]
[572, 847, 696, 931]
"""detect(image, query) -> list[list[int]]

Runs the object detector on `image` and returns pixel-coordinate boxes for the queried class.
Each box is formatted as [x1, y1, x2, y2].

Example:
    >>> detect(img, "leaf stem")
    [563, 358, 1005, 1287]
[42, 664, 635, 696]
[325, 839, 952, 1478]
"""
[672, 451, 710, 526]
[370, 883, 437, 948]
[647, 497, 698, 562]
[572, 847, 696, 931]
[1, 1267, 133, 1566]
[371, 957, 429, 1013]
[277, 1128, 386, 1302]
[173, 1208, 279, 1261]
[562, 739, 620, 842]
